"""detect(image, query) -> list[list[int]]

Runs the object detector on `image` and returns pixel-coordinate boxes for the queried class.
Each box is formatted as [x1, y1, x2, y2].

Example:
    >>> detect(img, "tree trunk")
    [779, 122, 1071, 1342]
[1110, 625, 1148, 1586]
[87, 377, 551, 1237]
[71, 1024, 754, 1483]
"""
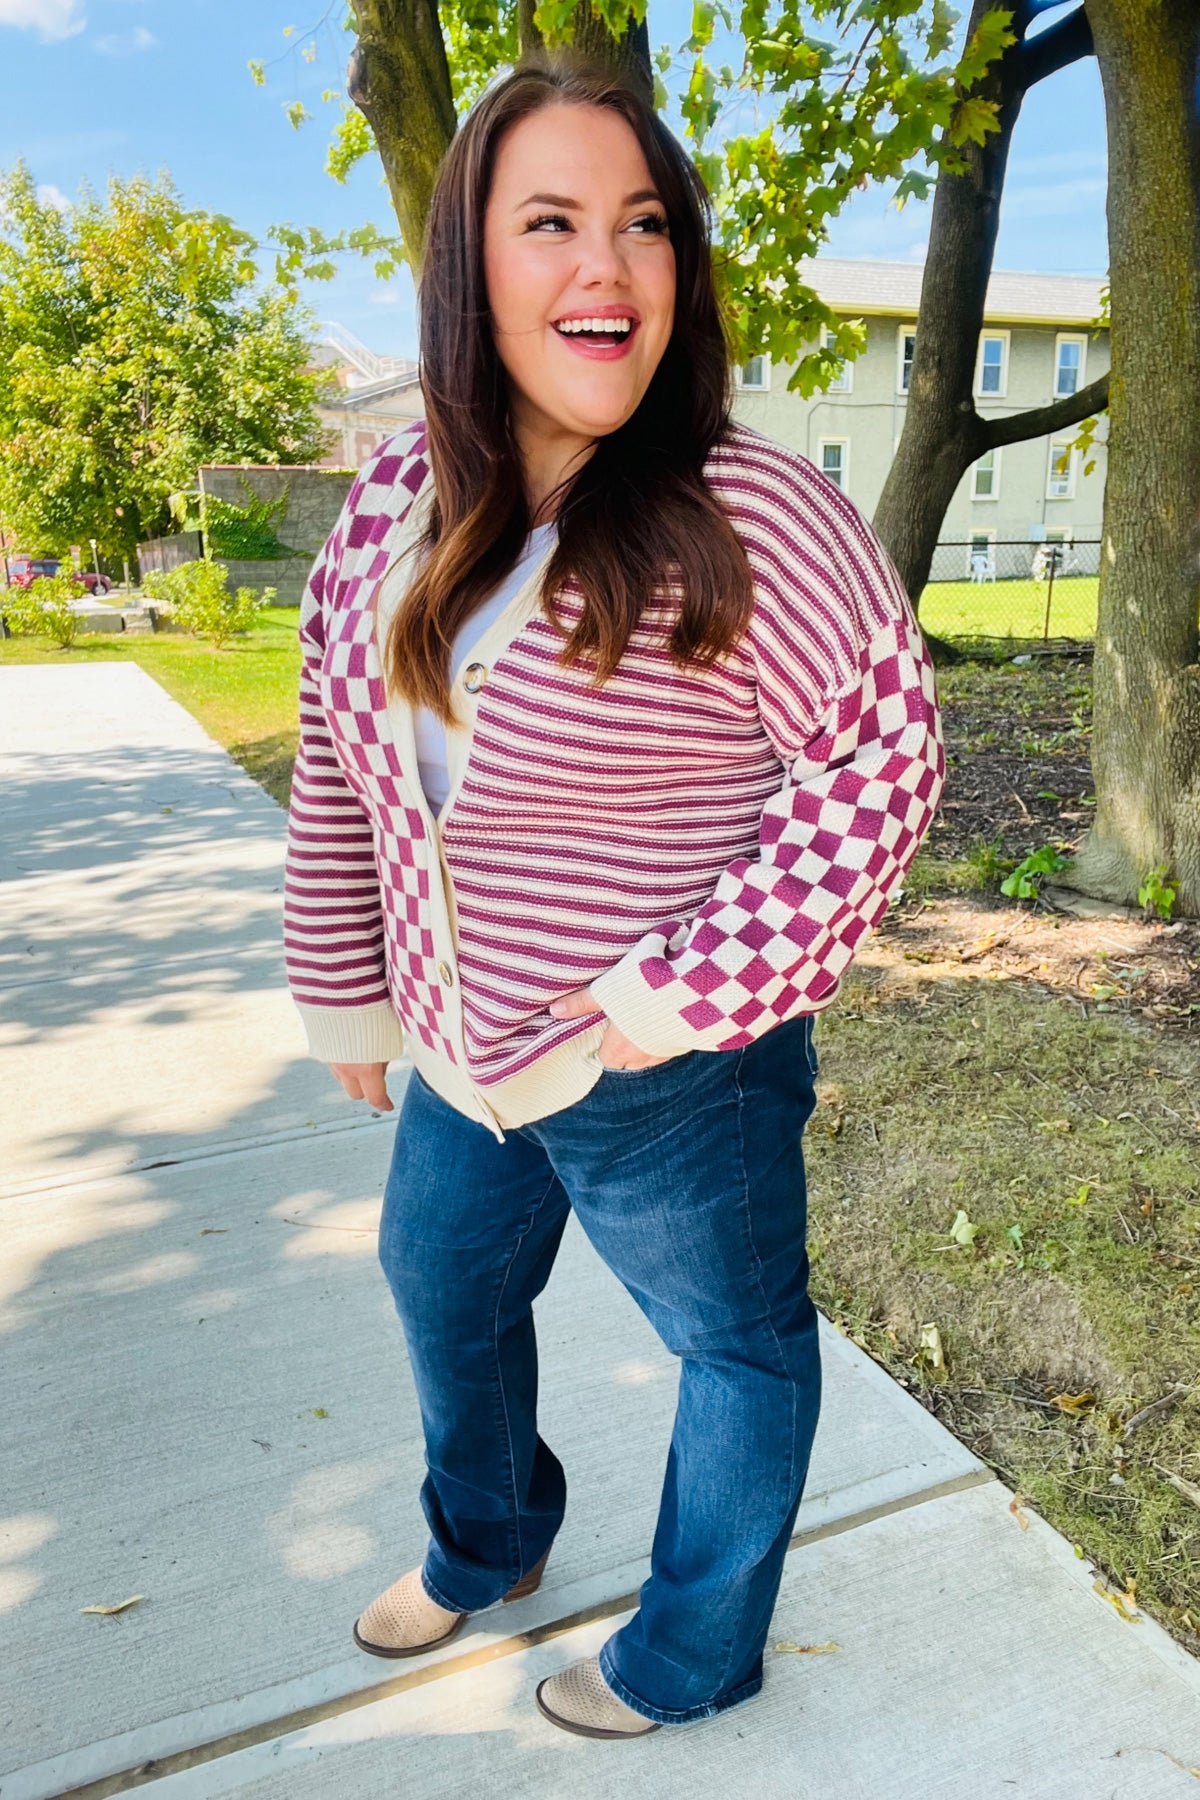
[348, 0, 458, 277]
[350, 2, 654, 274]
[1064, 0, 1200, 913]
[872, 0, 1101, 606]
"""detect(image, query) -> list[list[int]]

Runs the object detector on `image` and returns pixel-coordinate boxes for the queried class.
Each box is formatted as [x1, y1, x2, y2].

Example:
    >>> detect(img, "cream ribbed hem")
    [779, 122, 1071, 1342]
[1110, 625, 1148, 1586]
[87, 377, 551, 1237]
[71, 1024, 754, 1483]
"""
[405, 1018, 609, 1142]
[295, 998, 407, 1065]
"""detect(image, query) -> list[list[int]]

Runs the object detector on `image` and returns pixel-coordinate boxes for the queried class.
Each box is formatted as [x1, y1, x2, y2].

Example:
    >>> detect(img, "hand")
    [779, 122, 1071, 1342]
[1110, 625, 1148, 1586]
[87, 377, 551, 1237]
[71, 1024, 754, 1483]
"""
[549, 986, 672, 1071]
[330, 1061, 394, 1111]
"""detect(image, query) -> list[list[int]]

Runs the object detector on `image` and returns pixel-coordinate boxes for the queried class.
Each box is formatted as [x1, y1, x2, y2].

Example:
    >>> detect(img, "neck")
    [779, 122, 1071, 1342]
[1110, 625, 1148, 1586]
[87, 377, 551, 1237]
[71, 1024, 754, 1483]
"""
[512, 408, 595, 526]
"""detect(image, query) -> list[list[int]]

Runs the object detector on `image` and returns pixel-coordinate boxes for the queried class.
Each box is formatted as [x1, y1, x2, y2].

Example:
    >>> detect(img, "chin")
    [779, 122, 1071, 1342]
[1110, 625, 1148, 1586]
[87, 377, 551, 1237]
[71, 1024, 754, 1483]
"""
[555, 389, 646, 440]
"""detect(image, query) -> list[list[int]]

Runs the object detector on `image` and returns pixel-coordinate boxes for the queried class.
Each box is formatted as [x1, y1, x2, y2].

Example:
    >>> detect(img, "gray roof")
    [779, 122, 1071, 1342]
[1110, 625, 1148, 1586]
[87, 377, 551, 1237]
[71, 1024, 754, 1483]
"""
[797, 257, 1106, 325]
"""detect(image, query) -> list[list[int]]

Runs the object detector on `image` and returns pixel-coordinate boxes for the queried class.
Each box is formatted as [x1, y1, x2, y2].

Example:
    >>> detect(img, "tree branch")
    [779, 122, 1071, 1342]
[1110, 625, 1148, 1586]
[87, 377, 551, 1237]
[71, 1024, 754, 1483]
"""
[981, 371, 1109, 450]
[1015, 3, 1094, 90]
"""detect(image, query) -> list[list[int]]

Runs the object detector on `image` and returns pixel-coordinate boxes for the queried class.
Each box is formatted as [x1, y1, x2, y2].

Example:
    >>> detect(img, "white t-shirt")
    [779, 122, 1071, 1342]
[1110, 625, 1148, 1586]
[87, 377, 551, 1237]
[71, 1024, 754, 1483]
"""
[414, 520, 558, 812]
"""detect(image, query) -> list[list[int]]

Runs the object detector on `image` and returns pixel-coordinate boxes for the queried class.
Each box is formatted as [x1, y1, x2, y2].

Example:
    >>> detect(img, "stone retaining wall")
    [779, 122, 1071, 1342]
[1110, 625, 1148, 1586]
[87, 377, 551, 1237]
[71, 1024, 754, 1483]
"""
[197, 464, 356, 607]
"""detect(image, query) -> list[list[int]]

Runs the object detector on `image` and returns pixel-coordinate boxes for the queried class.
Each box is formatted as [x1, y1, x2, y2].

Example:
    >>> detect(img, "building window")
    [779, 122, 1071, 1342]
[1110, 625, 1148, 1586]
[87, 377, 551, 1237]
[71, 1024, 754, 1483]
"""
[972, 446, 1000, 500]
[818, 438, 849, 490]
[897, 327, 916, 394]
[1047, 439, 1076, 499]
[822, 327, 852, 393]
[1054, 334, 1086, 398]
[737, 356, 769, 391]
[976, 332, 1009, 397]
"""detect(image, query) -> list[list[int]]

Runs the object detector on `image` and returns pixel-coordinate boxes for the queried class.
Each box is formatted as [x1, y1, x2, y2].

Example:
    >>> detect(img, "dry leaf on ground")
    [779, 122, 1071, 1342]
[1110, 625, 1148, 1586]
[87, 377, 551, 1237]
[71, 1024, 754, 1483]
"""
[775, 1641, 840, 1656]
[81, 1595, 144, 1615]
[1009, 1492, 1032, 1531]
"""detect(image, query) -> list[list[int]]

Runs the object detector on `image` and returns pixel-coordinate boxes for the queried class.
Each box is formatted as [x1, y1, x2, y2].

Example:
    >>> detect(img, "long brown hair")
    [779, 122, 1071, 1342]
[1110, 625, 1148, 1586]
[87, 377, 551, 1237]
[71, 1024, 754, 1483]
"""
[383, 52, 754, 721]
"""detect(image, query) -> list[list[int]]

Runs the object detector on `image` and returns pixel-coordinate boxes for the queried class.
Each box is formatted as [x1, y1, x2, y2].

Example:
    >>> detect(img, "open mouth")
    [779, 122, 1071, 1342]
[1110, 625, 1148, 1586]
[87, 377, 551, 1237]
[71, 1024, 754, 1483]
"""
[552, 315, 638, 348]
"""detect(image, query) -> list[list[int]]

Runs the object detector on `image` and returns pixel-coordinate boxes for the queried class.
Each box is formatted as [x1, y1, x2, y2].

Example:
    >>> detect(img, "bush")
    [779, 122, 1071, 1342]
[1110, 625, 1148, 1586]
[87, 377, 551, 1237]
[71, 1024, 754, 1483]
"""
[1, 572, 90, 648]
[142, 560, 273, 648]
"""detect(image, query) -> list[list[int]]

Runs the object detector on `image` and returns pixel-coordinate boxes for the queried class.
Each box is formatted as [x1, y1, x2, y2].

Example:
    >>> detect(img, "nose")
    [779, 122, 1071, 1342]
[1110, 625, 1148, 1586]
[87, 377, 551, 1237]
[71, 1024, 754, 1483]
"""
[572, 222, 629, 289]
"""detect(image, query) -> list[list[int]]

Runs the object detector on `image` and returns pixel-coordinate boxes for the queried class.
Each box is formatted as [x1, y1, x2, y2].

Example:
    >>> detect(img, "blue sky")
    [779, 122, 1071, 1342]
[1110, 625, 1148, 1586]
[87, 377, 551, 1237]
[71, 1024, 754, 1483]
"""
[0, 0, 1108, 360]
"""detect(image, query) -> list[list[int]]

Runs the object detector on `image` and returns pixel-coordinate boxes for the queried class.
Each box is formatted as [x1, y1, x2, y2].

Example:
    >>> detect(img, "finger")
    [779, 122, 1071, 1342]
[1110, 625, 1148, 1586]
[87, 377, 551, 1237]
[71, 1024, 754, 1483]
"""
[332, 1067, 364, 1100]
[359, 1067, 394, 1112]
[549, 985, 601, 1021]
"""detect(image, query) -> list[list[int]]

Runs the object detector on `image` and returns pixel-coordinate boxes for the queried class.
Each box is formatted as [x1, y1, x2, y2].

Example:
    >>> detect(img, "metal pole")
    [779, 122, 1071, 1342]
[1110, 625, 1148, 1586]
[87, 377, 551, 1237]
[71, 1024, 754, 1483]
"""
[1042, 546, 1058, 642]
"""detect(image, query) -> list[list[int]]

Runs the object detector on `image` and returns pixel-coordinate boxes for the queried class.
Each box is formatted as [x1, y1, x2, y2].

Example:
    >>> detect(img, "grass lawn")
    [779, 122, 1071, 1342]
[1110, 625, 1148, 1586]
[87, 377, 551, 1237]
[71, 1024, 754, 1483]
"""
[921, 574, 1098, 642]
[0, 608, 303, 806]
[4, 614, 1198, 1654]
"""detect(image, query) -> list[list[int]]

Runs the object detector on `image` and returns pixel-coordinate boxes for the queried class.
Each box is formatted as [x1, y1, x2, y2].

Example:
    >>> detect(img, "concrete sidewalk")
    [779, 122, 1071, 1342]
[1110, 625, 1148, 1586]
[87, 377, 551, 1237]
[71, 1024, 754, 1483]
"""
[2, 663, 1197, 1800]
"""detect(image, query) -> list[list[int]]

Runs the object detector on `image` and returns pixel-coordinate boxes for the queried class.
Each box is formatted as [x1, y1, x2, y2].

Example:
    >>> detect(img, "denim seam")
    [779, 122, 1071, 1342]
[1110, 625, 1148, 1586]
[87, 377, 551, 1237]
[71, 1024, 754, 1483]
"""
[704, 1045, 796, 1701]
[486, 1168, 564, 1590]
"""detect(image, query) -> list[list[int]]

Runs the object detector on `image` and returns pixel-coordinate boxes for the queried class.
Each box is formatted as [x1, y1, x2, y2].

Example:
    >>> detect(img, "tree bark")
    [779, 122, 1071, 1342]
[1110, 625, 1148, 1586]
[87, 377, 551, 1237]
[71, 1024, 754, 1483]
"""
[872, 0, 1100, 605]
[350, 2, 654, 274]
[1064, 0, 1200, 912]
[347, 0, 458, 277]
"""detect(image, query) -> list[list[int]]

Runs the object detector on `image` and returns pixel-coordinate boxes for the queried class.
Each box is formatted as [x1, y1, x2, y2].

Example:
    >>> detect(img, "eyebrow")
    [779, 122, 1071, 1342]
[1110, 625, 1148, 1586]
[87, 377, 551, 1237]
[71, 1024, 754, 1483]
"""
[514, 189, 663, 211]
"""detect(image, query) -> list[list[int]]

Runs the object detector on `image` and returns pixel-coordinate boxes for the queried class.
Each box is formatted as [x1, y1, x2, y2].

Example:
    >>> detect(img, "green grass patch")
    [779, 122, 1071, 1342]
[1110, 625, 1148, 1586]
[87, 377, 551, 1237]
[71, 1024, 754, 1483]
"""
[0, 609, 303, 807]
[809, 967, 1200, 1651]
[921, 575, 1098, 642]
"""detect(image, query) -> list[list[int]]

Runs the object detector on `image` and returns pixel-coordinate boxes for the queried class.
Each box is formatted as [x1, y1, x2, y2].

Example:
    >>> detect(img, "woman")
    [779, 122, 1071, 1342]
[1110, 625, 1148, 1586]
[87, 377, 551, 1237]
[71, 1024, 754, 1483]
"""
[284, 53, 943, 1739]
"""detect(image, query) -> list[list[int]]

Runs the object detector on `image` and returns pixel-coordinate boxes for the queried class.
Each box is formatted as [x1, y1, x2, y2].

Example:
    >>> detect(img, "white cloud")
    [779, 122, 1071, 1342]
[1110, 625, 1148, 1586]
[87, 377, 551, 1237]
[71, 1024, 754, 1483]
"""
[36, 183, 72, 212]
[0, 0, 86, 41]
[94, 22, 155, 53]
[369, 289, 402, 306]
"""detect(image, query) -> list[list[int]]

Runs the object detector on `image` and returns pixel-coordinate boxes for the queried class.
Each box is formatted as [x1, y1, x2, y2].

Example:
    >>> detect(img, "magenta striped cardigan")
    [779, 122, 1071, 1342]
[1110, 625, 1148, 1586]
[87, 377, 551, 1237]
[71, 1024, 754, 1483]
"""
[284, 419, 944, 1138]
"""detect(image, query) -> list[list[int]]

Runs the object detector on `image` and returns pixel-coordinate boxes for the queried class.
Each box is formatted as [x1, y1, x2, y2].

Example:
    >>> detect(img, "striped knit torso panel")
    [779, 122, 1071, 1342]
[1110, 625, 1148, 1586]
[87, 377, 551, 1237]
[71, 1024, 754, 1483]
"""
[284, 419, 944, 1088]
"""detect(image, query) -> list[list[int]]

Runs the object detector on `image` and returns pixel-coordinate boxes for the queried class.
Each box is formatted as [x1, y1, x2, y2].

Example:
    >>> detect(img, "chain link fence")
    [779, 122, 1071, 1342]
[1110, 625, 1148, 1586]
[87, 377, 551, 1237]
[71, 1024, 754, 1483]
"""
[918, 538, 1101, 648]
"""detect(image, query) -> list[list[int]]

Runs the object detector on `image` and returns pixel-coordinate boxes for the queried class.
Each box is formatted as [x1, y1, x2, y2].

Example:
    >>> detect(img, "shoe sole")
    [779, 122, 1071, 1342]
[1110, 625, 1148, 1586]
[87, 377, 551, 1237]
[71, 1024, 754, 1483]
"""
[352, 1613, 467, 1659]
[353, 1549, 550, 1658]
[535, 1679, 661, 1740]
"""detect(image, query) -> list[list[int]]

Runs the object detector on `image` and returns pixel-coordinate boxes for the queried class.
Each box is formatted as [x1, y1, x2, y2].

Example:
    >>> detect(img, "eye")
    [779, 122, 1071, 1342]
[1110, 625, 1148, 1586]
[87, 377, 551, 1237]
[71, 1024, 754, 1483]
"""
[524, 212, 572, 233]
[628, 212, 669, 235]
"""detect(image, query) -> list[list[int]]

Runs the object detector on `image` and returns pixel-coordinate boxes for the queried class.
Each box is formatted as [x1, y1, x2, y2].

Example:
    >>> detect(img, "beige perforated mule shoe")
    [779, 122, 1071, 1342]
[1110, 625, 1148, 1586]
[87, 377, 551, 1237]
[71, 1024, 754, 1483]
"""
[535, 1655, 661, 1739]
[353, 1550, 549, 1659]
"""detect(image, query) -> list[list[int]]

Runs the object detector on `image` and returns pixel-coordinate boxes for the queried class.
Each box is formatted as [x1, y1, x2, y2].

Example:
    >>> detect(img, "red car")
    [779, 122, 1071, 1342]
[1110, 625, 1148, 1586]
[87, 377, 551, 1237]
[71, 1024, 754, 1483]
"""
[5, 555, 113, 597]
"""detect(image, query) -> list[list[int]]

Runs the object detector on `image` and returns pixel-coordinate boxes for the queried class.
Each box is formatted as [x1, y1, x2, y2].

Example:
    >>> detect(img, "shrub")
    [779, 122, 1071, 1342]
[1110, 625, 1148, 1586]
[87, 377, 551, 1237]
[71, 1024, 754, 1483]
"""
[1, 572, 89, 648]
[143, 560, 273, 648]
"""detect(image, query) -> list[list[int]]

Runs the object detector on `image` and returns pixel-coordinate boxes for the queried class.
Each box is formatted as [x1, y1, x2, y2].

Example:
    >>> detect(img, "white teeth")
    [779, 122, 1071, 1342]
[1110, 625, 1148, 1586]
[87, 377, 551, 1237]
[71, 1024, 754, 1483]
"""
[555, 317, 633, 336]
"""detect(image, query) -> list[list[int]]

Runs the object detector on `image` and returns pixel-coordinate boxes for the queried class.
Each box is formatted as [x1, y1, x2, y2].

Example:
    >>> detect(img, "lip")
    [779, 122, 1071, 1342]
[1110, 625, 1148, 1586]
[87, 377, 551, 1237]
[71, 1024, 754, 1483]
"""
[550, 306, 642, 362]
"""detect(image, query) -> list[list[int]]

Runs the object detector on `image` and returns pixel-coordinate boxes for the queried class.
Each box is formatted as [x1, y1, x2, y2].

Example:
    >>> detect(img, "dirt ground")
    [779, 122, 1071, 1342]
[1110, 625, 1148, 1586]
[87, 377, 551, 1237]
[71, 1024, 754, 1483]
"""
[911, 653, 1200, 1032]
[807, 649, 1200, 1657]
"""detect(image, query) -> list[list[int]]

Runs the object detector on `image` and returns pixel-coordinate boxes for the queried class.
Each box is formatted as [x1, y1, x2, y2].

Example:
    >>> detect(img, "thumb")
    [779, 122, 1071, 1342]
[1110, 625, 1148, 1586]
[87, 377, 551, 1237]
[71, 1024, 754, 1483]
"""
[549, 985, 602, 1021]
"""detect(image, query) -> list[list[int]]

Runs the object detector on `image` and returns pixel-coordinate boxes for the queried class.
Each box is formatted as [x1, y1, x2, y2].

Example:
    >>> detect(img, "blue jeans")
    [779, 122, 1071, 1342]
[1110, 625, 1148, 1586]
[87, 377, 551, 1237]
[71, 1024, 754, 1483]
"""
[377, 1013, 822, 1725]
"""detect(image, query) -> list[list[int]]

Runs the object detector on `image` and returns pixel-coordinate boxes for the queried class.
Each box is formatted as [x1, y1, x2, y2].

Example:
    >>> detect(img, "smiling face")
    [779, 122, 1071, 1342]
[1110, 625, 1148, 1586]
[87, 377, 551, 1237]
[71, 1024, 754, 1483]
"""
[482, 102, 677, 483]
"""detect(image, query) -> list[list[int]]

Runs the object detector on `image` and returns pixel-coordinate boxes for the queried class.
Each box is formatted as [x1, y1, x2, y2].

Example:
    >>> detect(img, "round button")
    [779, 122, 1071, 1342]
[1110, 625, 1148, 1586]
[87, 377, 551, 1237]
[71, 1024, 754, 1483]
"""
[462, 662, 487, 694]
[437, 960, 454, 987]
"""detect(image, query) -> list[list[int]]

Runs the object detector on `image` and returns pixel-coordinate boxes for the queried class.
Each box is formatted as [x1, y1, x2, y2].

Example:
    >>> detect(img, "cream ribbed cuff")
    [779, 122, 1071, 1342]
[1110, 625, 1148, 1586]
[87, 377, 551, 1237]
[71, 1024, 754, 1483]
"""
[588, 951, 705, 1059]
[294, 998, 406, 1065]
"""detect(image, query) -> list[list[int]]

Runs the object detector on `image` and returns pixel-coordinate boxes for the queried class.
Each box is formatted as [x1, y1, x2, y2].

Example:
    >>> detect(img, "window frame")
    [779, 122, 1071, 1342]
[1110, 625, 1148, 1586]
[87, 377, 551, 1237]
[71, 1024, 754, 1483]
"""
[1046, 438, 1077, 499]
[975, 329, 1010, 399]
[971, 445, 1002, 501]
[1053, 332, 1087, 400]
[896, 325, 917, 395]
[821, 325, 853, 394]
[735, 355, 770, 393]
[816, 435, 850, 491]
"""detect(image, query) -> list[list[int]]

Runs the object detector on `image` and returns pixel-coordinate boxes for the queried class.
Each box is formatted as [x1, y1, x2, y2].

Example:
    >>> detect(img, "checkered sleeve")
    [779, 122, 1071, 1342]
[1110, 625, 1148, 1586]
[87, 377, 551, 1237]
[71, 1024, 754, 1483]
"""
[282, 453, 408, 1067]
[589, 519, 945, 1058]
